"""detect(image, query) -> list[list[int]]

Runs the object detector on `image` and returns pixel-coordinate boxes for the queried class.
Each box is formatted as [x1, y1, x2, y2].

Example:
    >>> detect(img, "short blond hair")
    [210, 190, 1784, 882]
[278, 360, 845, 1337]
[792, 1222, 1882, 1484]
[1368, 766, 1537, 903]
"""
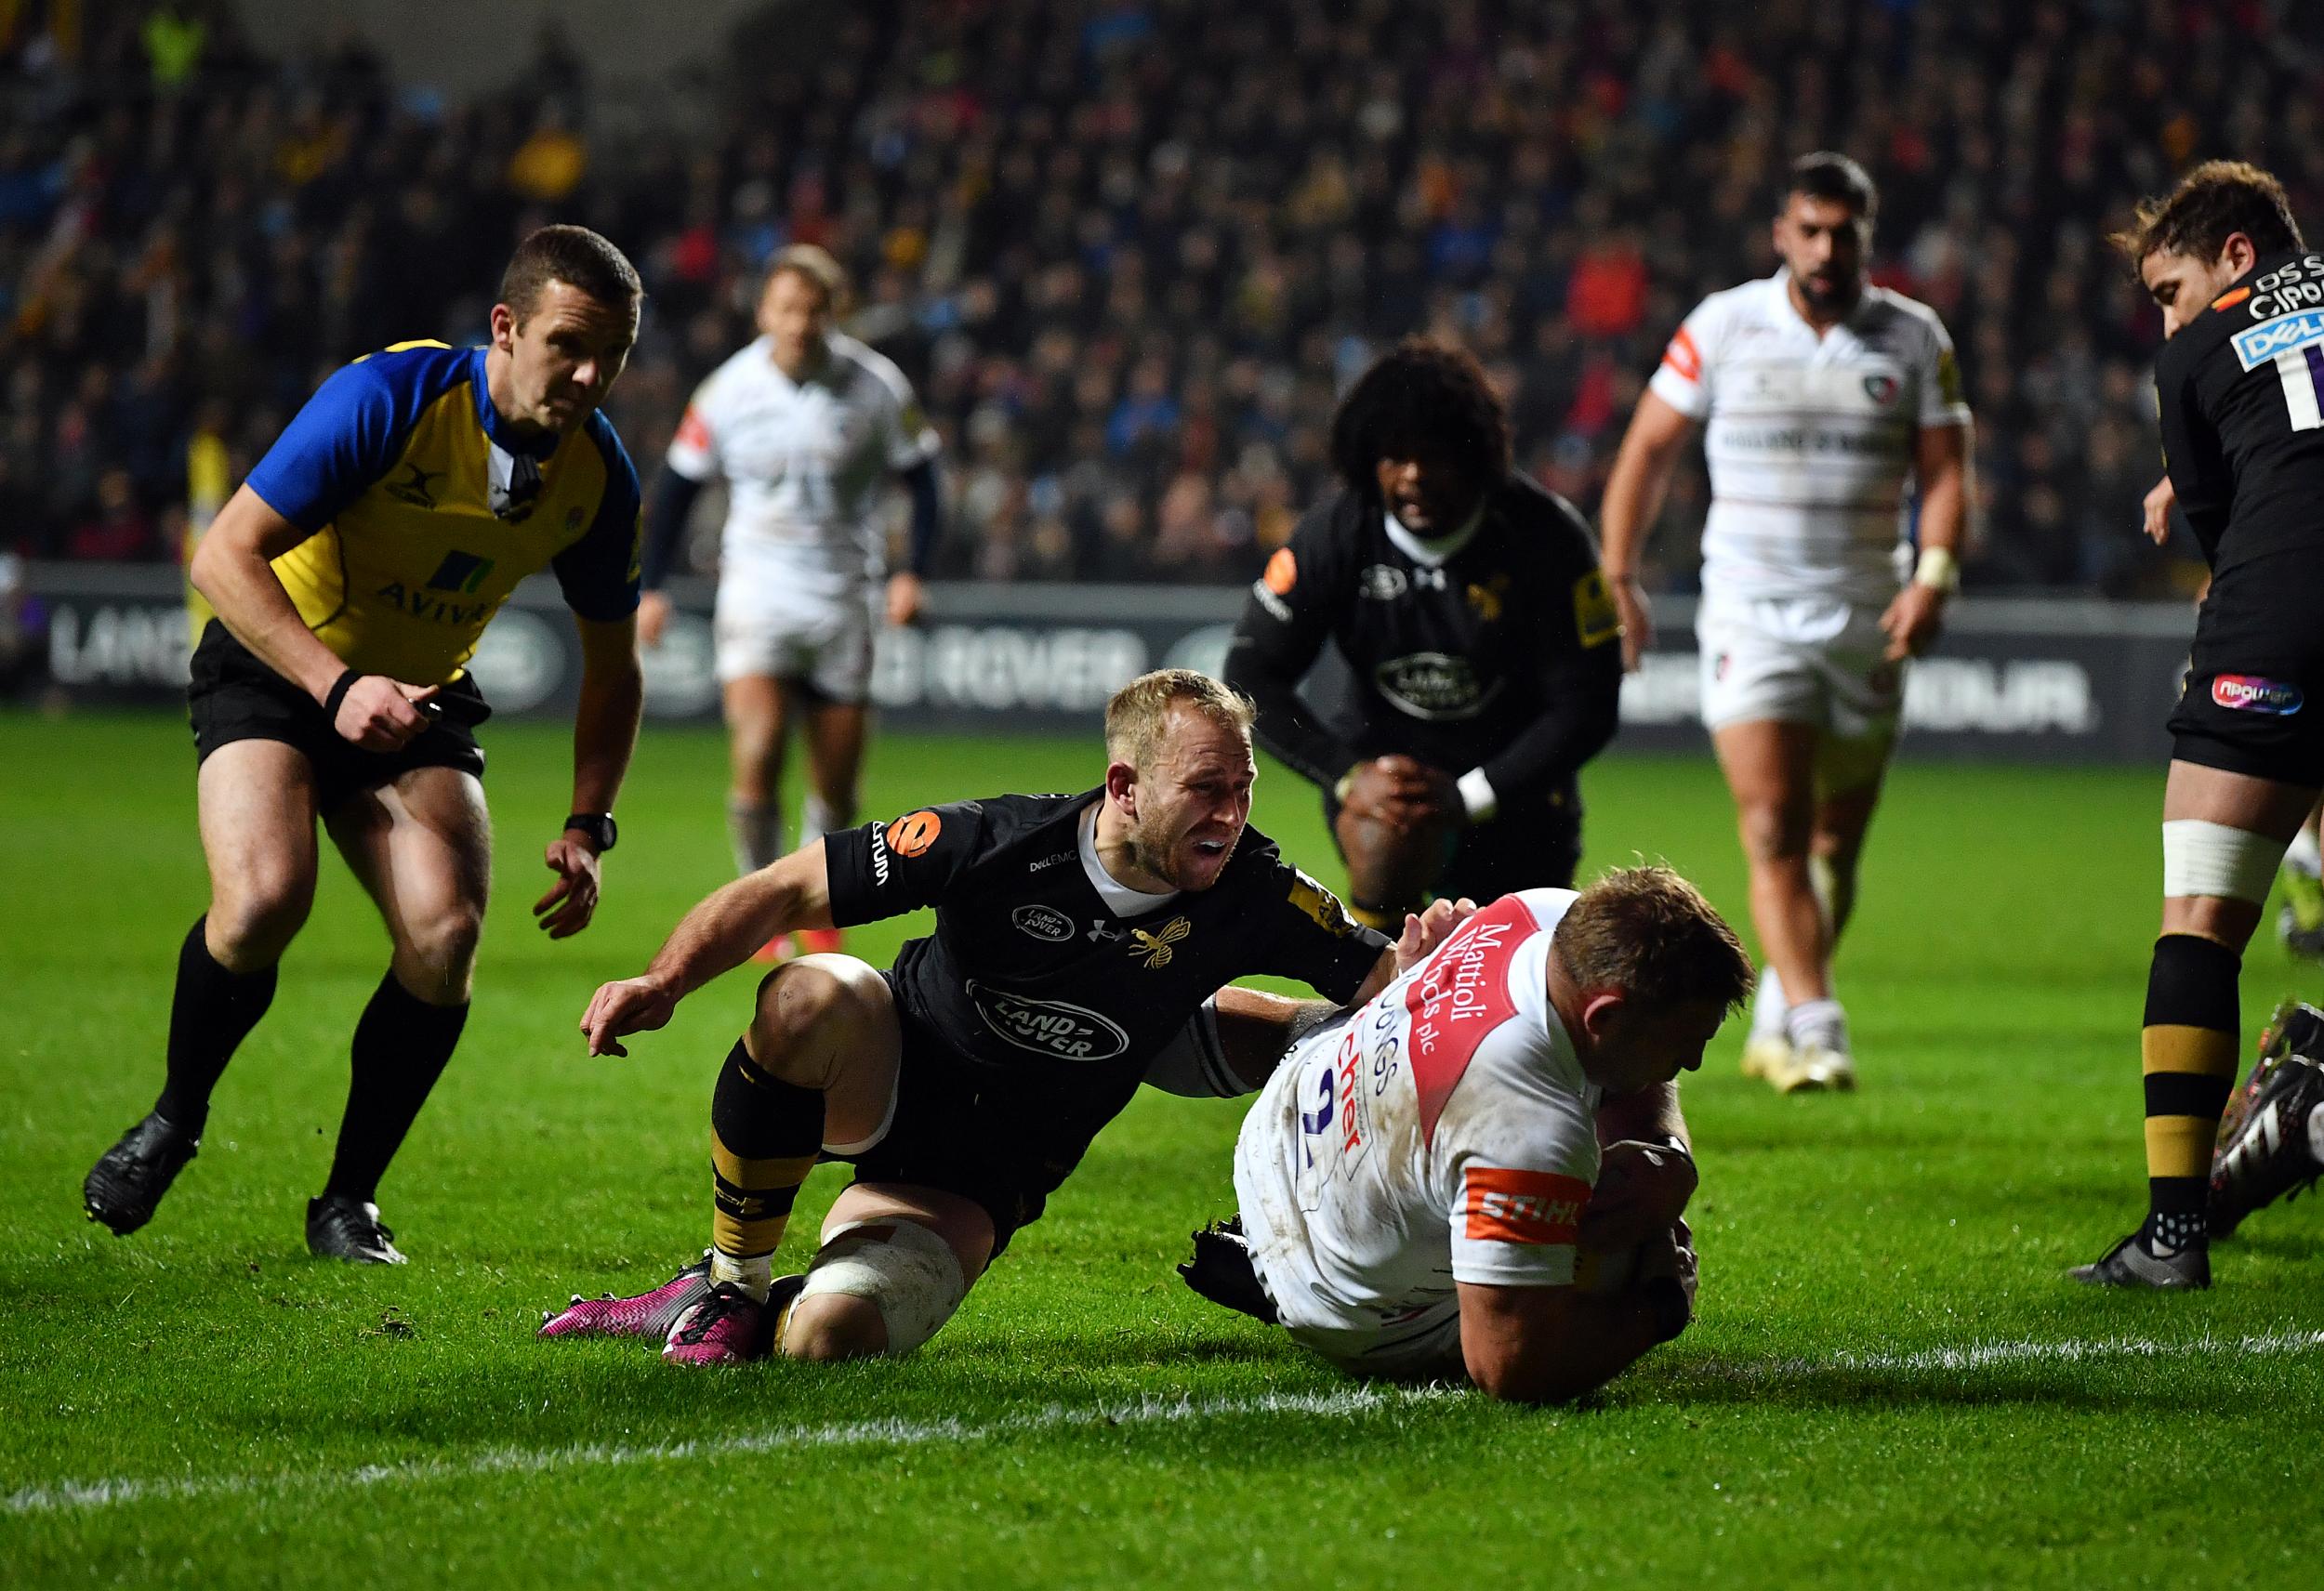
[767, 243, 849, 311]
[1553, 864, 1754, 1014]
[1104, 669, 1255, 770]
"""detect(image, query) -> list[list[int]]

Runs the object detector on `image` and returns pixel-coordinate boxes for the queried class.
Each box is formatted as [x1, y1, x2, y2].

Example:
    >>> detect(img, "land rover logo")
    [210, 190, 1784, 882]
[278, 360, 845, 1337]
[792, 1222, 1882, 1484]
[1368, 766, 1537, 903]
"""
[967, 981, 1129, 1060]
[1359, 563, 1408, 600]
[1011, 903, 1075, 941]
[1376, 652, 1486, 719]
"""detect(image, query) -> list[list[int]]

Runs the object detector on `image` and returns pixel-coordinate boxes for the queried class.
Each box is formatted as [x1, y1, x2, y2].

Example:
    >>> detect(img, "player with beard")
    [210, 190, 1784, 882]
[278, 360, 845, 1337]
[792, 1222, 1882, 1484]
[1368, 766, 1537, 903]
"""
[1226, 339, 1623, 935]
[2073, 163, 2324, 1287]
[539, 670, 1462, 1361]
[1599, 152, 1973, 1094]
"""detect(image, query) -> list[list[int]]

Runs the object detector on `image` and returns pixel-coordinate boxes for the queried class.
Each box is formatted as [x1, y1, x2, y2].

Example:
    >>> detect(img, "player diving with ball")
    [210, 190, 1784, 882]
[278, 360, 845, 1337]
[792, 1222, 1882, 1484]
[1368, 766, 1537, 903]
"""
[1181, 866, 1751, 1402]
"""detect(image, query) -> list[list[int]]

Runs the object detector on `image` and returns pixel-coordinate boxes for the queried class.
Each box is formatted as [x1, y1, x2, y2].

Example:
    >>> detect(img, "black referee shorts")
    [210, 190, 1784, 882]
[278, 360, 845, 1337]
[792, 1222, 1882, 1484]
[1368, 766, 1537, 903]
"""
[827, 976, 1141, 1260]
[2169, 550, 2324, 791]
[188, 621, 489, 813]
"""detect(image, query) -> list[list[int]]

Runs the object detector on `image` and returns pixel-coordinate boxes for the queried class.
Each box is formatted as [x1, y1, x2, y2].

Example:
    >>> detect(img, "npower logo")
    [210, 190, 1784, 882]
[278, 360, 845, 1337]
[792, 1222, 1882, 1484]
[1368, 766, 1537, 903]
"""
[2212, 675, 2304, 715]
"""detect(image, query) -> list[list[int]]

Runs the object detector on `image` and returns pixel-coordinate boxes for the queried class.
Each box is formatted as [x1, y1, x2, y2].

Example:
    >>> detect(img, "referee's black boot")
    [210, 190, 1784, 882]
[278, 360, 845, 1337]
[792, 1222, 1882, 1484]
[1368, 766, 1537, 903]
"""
[83, 1111, 200, 1236]
[306, 1194, 407, 1265]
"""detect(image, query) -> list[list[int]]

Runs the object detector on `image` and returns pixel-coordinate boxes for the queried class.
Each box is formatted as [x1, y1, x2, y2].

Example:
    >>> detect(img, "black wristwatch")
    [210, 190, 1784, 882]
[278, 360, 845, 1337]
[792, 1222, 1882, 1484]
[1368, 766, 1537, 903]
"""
[563, 813, 618, 852]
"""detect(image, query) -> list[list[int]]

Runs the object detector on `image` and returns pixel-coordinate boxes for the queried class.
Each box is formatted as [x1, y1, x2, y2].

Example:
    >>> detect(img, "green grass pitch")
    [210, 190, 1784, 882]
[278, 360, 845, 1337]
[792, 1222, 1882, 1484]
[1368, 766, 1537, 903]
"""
[5, 710, 2324, 1588]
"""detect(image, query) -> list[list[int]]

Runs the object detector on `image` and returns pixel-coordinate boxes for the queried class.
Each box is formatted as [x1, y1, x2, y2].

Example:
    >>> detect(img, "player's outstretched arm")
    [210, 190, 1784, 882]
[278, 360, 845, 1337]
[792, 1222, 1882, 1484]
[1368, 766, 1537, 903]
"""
[1456, 1277, 1684, 1403]
[536, 613, 644, 939]
[192, 484, 440, 749]
[578, 843, 838, 1057]
[1596, 390, 1697, 672]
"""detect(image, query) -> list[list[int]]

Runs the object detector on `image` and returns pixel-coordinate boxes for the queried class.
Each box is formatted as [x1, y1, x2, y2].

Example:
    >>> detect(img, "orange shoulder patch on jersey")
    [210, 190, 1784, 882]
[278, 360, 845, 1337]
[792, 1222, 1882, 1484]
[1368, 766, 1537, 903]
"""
[2212, 285, 2253, 312]
[1572, 569, 1620, 649]
[885, 809, 943, 858]
[1660, 325, 1702, 384]
[1262, 546, 1298, 596]
[1462, 1167, 1591, 1244]
[674, 407, 712, 452]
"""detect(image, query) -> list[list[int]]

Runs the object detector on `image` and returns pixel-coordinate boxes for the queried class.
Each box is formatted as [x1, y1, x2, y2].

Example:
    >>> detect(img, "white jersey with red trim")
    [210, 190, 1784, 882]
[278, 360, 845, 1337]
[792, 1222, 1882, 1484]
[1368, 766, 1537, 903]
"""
[665, 332, 939, 603]
[1647, 271, 1970, 607]
[1233, 888, 1602, 1364]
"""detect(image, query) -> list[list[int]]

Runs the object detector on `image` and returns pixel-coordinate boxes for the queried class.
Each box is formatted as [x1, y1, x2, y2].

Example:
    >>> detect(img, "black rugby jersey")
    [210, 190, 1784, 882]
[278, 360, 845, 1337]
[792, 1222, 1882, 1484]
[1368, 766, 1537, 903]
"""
[823, 791, 1386, 1111]
[1225, 472, 1623, 809]
[2157, 249, 2324, 569]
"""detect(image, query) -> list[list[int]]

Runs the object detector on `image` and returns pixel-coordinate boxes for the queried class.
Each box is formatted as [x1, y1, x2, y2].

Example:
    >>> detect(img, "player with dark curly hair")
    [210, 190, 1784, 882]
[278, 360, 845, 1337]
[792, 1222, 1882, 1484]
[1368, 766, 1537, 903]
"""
[1227, 338, 1623, 930]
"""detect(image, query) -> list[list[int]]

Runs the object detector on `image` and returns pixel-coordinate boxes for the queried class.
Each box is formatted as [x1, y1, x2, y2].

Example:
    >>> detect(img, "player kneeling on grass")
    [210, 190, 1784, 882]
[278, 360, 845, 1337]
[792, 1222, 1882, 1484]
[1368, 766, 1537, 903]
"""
[1178, 868, 1751, 1402]
[540, 669, 1469, 1363]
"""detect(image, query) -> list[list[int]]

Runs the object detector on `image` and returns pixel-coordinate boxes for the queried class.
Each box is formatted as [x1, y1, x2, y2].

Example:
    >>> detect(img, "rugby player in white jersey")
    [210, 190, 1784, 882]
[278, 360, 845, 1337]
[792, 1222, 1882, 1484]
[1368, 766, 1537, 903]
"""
[1598, 152, 1973, 1094]
[1176, 867, 1751, 1400]
[637, 245, 943, 957]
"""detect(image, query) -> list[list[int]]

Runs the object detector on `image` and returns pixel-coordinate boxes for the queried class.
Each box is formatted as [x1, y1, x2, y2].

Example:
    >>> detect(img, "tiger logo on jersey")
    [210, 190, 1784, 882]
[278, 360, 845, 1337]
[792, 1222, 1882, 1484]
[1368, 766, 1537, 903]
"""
[885, 809, 943, 858]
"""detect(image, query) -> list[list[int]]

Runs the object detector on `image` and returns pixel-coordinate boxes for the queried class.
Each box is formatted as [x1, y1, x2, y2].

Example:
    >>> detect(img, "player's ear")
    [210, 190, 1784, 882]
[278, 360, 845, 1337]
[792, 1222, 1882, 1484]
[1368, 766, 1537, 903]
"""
[1578, 990, 1626, 1043]
[2220, 231, 2259, 278]
[490, 303, 519, 351]
[1103, 760, 1139, 813]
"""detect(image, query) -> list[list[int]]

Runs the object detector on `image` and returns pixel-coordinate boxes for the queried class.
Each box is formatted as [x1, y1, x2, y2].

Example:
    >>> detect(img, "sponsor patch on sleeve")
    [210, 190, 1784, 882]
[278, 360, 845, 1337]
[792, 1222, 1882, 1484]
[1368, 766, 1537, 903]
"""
[674, 407, 712, 453]
[1572, 569, 1620, 649]
[1461, 1167, 1590, 1245]
[885, 809, 943, 857]
[1659, 325, 1702, 384]
[1262, 546, 1299, 596]
[1287, 866, 1360, 938]
[1934, 345, 1965, 409]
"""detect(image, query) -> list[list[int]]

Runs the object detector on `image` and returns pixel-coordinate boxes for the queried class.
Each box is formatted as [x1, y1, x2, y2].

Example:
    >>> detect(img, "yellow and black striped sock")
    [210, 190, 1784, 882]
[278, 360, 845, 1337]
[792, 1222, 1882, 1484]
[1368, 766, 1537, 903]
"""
[2140, 933, 2240, 1251]
[708, 1037, 824, 1293]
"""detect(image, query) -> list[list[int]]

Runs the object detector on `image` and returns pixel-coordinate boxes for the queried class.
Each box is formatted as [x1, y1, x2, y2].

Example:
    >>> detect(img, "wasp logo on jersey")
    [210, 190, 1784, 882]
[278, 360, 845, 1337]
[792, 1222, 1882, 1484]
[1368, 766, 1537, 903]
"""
[1129, 915, 1191, 968]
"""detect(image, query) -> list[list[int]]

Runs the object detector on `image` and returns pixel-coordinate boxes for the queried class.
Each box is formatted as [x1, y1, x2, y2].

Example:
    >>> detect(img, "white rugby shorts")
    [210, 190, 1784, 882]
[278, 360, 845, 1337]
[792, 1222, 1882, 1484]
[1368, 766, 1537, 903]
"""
[713, 582, 881, 702]
[1695, 592, 1905, 776]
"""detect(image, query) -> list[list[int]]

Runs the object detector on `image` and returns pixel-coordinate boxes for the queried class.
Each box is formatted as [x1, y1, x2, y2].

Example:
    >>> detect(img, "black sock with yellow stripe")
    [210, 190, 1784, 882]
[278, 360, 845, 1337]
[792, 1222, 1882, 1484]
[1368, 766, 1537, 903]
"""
[709, 1037, 824, 1290]
[2140, 933, 2240, 1254]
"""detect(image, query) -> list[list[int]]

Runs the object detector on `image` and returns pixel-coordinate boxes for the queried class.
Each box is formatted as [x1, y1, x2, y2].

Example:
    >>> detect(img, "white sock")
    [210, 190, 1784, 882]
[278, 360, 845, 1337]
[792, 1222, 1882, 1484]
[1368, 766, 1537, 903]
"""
[1785, 997, 1849, 1055]
[1750, 965, 1789, 1039]
[728, 799, 784, 876]
[2287, 825, 2321, 879]
[709, 1249, 773, 1303]
[797, 795, 846, 852]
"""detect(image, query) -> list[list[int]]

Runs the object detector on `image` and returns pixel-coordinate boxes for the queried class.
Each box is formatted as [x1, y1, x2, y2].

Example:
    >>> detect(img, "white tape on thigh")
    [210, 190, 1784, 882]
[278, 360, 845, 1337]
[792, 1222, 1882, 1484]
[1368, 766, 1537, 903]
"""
[2160, 820, 2285, 903]
[794, 1218, 967, 1355]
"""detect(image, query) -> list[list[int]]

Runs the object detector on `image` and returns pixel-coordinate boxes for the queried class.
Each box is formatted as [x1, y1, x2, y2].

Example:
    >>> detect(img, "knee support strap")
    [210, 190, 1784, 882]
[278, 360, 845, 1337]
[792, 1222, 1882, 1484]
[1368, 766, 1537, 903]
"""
[792, 1217, 968, 1356]
[2160, 820, 2285, 903]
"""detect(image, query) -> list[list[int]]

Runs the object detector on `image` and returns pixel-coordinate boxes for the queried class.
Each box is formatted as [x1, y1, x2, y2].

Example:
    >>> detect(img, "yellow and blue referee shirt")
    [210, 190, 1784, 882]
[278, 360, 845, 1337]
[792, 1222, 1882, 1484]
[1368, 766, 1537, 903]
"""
[245, 341, 642, 686]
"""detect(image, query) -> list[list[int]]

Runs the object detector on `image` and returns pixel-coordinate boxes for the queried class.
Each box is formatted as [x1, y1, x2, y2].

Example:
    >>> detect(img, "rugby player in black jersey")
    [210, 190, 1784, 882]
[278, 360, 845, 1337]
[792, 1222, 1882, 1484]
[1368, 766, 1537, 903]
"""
[1225, 340, 1623, 935]
[2075, 162, 2324, 1288]
[540, 669, 1466, 1361]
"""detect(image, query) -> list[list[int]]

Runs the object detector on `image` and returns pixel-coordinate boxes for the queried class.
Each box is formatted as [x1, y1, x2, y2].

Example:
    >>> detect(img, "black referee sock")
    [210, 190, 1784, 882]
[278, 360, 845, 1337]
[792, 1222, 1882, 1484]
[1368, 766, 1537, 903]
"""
[322, 971, 469, 1204]
[155, 916, 278, 1137]
[709, 1037, 825, 1279]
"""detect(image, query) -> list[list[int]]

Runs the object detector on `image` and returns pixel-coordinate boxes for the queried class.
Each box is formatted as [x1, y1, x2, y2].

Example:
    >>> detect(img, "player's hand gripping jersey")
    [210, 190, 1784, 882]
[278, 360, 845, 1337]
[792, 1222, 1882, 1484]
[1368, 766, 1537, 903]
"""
[1234, 889, 1600, 1367]
[822, 793, 1387, 1118]
[1229, 474, 1622, 809]
[1649, 272, 1970, 606]
[665, 331, 939, 603]
[246, 342, 642, 684]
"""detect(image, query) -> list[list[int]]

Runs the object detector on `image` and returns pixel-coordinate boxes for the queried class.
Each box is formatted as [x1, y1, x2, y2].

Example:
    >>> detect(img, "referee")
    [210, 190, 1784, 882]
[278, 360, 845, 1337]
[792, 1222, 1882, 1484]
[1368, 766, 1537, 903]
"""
[2076, 163, 2324, 1288]
[1226, 339, 1623, 932]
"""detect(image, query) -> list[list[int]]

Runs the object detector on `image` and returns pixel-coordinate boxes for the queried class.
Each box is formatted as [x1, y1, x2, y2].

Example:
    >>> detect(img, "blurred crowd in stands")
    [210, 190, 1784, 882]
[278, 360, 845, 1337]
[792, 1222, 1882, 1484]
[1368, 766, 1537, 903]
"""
[5, 0, 2319, 595]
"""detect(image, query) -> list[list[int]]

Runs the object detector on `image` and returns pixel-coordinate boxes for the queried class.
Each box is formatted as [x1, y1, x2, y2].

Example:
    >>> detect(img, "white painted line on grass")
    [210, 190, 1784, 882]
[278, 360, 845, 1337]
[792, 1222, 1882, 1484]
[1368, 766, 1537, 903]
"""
[10, 1328, 2323, 1518]
[3, 1385, 1457, 1518]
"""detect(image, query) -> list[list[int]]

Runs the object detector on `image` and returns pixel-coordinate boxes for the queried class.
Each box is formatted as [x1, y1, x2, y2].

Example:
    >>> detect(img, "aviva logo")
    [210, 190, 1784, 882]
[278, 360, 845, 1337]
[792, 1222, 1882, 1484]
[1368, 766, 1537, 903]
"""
[426, 550, 495, 594]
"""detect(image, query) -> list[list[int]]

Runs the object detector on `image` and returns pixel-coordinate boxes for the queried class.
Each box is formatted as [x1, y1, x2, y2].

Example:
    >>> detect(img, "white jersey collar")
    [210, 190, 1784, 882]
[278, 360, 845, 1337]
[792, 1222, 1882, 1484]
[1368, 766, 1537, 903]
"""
[1381, 502, 1485, 567]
